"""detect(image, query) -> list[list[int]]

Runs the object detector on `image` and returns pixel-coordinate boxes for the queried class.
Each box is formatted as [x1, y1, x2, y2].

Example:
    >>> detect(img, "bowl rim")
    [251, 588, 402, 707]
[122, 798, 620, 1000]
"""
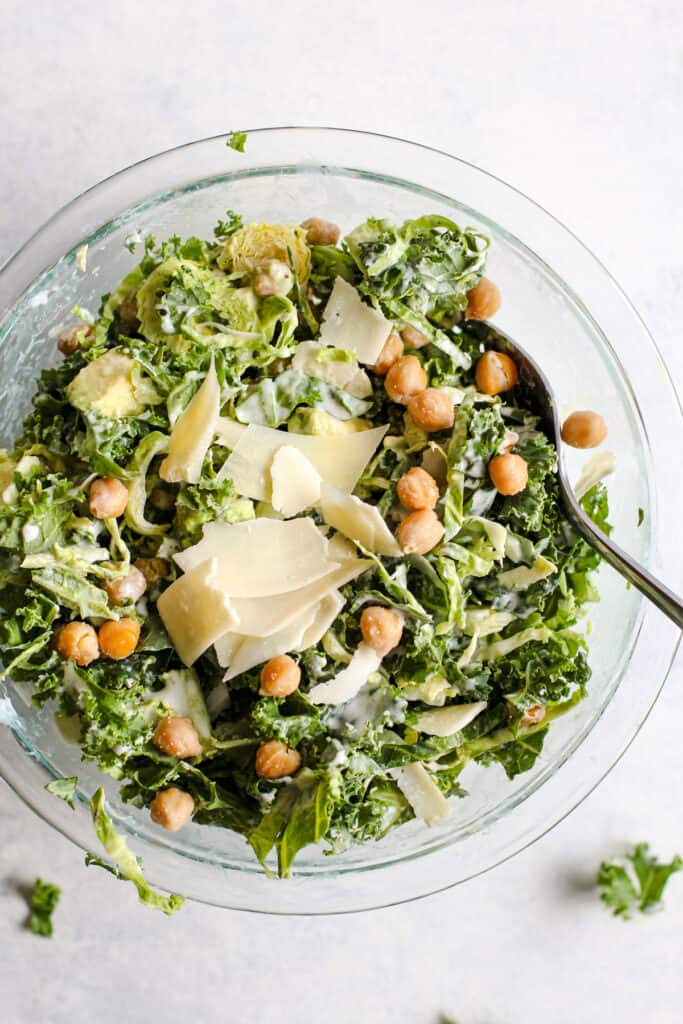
[0, 125, 680, 914]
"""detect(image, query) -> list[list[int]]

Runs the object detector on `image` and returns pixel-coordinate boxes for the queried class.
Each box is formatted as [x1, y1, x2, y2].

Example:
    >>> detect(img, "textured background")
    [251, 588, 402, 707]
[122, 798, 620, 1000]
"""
[1, 2, 681, 1021]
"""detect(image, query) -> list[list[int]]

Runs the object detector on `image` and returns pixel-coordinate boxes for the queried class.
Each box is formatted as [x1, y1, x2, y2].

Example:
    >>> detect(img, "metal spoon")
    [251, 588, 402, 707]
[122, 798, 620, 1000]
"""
[467, 320, 683, 629]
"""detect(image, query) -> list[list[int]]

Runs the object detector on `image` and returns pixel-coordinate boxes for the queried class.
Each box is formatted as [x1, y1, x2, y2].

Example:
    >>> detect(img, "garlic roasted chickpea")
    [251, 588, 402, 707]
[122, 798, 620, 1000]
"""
[259, 654, 301, 698]
[488, 453, 528, 495]
[396, 508, 445, 555]
[56, 621, 99, 666]
[360, 606, 404, 656]
[255, 740, 302, 780]
[384, 355, 428, 405]
[396, 467, 439, 511]
[400, 324, 430, 349]
[89, 477, 129, 519]
[372, 332, 403, 375]
[133, 557, 170, 586]
[474, 350, 519, 396]
[57, 323, 92, 356]
[98, 618, 140, 660]
[152, 716, 202, 759]
[150, 788, 195, 832]
[561, 410, 607, 449]
[300, 217, 341, 246]
[407, 388, 454, 432]
[118, 294, 139, 326]
[466, 277, 502, 320]
[105, 565, 147, 606]
[252, 272, 278, 297]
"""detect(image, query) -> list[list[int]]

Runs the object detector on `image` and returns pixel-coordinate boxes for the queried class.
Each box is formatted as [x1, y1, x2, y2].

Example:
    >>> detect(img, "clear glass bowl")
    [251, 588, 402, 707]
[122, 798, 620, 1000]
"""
[0, 128, 679, 914]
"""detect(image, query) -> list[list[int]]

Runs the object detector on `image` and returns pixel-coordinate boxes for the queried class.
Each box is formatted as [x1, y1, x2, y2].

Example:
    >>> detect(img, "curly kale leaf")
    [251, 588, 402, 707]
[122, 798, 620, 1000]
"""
[26, 878, 61, 937]
[598, 843, 682, 919]
[173, 477, 254, 548]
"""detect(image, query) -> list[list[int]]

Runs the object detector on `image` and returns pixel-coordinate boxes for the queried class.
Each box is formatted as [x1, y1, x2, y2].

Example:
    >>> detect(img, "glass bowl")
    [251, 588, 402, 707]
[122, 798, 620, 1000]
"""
[0, 128, 679, 915]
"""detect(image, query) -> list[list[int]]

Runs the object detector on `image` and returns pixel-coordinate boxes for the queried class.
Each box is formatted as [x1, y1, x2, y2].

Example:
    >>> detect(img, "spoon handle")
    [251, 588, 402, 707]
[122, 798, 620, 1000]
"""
[563, 492, 683, 629]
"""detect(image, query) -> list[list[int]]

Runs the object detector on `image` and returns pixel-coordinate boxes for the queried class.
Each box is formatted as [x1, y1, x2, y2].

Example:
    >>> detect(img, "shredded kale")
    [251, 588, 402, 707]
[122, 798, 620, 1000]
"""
[27, 878, 61, 937]
[598, 843, 682, 919]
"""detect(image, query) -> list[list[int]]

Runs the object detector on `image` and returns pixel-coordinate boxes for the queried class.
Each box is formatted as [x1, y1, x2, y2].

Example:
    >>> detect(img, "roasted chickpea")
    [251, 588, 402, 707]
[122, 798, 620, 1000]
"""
[396, 508, 444, 555]
[407, 388, 454, 432]
[150, 787, 195, 832]
[152, 716, 202, 759]
[489, 453, 528, 495]
[133, 557, 170, 586]
[384, 355, 428, 405]
[360, 606, 404, 656]
[372, 332, 403, 375]
[89, 477, 129, 519]
[56, 621, 99, 666]
[561, 410, 607, 449]
[105, 565, 147, 606]
[57, 323, 92, 356]
[118, 294, 139, 327]
[400, 324, 430, 350]
[149, 486, 175, 512]
[521, 704, 546, 727]
[255, 740, 302, 780]
[301, 217, 341, 246]
[396, 466, 439, 511]
[466, 277, 502, 320]
[474, 350, 519, 396]
[259, 654, 301, 698]
[98, 617, 140, 660]
[252, 272, 277, 297]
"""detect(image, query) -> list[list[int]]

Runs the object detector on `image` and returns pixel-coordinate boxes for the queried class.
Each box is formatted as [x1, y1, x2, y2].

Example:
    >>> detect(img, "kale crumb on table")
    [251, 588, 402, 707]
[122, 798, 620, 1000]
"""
[0, 212, 610, 876]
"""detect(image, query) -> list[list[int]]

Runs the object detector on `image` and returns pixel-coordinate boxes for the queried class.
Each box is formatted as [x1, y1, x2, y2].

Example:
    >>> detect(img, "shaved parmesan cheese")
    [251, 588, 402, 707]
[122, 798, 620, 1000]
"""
[174, 517, 333, 596]
[214, 632, 243, 668]
[218, 422, 388, 500]
[318, 482, 401, 557]
[270, 446, 321, 517]
[574, 450, 616, 501]
[327, 532, 358, 562]
[415, 701, 487, 737]
[292, 340, 372, 397]
[224, 604, 318, 681]
[214, 416, 247, 449]
[390, 763, 449, 826]
[297, 590, 345, 650]
[160, 358, 220, 483]
[230, 559, 370, 638]
[319, 278, 392, 366]
[157, 557, 240, 666]
[497, 556, 556, 590]
[75, 244, 88, 272]
[307, 642, 382, 705]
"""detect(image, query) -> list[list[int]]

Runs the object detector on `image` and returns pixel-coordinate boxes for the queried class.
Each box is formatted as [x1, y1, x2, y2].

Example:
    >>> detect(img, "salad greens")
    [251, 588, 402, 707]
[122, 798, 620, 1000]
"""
[0, 209, 609, 877]
[27, 878, 61, 937]
[598, 843, 682, 919]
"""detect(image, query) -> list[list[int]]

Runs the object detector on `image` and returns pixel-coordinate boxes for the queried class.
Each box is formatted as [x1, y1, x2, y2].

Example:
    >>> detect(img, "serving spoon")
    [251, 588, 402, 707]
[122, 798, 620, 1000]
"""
[467, 320, 683, 629]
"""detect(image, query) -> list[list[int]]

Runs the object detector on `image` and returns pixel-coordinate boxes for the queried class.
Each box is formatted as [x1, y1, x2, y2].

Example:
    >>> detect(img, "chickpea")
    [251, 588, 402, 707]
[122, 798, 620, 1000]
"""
[301, 217, 341, 246]
[150, 787, 195, 832]
[396, 466, 439, 511]
[396, 508, 444, 555]
[259, 654, 301, 698]
[56, 621, 99, 666]
[561, 410, 607, 449]
[105, 565, 147, 606]
[57, 323, 92, 356]
[489, 453, 528, 495]
[466, 276, 502, 320]
[400, 324, 430, 350]
[407, 388, 454, 432]
[372, 332, 403, 375]
[475, 350, 519, 396]
[152, 715, 202, 759]
[384, 355, 428, 405]
[98, 617, 140, 660]
[255, 740, 302, 780]
[133, 557, 170, 586]
[360, 606, 404, 656]
[253, 272, 277, 297]
[89, 477, 129, 519]
[149, 486, 175, 512]
[521, 704, 546, 727]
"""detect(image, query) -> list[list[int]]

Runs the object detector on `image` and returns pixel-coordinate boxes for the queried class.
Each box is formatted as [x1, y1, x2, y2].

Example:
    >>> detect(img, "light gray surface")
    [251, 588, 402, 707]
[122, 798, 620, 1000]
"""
[1, 2, 681, 1021]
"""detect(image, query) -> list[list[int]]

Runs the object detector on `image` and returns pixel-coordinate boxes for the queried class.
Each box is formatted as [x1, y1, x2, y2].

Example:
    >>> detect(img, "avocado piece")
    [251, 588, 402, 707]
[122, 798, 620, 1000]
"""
[287, 408, 371, 436]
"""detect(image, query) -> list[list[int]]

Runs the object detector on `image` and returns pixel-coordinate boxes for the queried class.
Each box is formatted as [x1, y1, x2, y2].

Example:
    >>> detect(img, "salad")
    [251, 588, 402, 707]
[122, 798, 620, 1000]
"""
[0, 211, 610, 877]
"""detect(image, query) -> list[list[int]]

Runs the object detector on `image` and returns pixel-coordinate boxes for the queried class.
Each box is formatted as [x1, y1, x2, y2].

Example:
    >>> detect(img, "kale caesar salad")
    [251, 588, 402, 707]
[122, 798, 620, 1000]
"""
[0, 212, 610, 877]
